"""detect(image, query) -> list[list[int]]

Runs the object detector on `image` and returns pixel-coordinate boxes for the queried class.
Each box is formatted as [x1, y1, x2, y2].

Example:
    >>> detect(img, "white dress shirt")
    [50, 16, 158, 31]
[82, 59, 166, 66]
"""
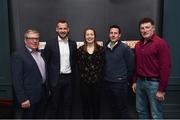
[58, 36, 71, 74]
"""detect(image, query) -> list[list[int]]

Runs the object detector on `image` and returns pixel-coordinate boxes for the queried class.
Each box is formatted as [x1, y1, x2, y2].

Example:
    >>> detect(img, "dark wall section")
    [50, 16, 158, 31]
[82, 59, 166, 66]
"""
[9, 0, 162, 52]
[163, 0, 180, 118]
[0, 0, 12, 101]
[0, 0, 13, 118]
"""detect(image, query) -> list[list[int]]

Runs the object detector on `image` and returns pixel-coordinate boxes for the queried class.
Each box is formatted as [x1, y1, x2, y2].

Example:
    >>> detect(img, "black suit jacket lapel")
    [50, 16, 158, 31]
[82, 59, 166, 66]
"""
[24, 48, 42, 79]
[55, 38, 61, 70]
[68, 40, 73, 65]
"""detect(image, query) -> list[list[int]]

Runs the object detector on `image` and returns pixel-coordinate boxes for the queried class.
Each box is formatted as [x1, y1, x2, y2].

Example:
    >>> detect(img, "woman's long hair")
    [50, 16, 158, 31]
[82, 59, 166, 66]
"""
[82, 28, 99, 52]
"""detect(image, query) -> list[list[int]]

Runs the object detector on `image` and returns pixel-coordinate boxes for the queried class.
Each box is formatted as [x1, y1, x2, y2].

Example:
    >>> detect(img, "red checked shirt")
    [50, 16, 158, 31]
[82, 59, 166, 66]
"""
[133, 34, 171, 92]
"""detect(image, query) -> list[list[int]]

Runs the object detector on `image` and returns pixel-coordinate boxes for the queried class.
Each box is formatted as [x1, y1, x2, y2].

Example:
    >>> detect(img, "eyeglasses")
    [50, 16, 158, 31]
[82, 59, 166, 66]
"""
[26, 37, 40, 40]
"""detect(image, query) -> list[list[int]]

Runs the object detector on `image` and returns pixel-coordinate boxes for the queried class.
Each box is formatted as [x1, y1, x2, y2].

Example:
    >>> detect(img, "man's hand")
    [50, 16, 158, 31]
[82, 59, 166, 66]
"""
[21, 100, 31, 109]
[156, 91, 165, 101]
[132, 83, 136, 93]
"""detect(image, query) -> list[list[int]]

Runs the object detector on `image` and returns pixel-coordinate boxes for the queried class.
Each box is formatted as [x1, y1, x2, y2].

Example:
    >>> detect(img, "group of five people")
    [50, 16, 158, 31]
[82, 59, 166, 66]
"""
[11, 17, 171, 119]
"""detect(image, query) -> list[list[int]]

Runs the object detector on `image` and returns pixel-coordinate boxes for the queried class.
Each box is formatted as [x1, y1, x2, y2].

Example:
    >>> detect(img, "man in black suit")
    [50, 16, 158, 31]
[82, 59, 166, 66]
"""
[44, 20, 77, 118]
[11, 29, 49, 118]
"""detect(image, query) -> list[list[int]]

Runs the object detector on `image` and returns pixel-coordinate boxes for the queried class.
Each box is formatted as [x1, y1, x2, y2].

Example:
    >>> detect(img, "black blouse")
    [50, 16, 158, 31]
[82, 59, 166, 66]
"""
[77, 45, 104, 84]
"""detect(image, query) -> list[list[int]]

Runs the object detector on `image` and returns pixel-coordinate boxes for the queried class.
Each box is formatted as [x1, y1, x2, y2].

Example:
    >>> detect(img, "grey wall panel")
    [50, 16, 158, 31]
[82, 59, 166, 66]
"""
[0, 0, 12, 100]
[9, 0, 162, 51]
[163, 0, 180, 118]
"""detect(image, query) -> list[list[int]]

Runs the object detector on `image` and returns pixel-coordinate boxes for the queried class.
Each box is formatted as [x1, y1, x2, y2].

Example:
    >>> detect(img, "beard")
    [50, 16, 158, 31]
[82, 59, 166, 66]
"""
[58, 32, 68, 39]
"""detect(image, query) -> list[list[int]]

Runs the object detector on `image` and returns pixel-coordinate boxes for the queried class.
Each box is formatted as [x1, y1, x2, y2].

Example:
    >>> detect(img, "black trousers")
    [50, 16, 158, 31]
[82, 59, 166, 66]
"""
[104, 80, 129, 119]
[80, 82, 101, 119]
[14, 85, 48, 119]
[46, 74, 73, 119]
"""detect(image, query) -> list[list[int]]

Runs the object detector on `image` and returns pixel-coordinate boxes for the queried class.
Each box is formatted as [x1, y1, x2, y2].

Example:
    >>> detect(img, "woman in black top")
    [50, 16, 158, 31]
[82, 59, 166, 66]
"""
[77, 28, 104, 119]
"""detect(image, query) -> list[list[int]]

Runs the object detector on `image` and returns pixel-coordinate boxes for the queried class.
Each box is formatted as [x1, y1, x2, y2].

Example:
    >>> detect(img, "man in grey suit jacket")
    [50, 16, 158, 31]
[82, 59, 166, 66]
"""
[44, 20, 77, 118]
[11, 29, 49, 118]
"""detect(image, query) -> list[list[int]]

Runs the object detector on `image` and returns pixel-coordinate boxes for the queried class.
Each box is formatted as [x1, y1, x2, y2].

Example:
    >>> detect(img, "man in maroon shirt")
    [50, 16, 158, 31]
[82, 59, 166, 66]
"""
[132, 17, 171, 119]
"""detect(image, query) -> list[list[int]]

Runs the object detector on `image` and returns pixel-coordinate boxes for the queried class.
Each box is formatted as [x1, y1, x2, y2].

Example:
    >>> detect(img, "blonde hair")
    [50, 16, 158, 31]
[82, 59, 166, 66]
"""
[24, 29, 40, 40]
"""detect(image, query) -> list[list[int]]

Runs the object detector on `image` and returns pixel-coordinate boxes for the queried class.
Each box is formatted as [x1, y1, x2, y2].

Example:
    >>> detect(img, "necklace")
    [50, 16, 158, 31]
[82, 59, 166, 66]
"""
[87, 46, 94, 54]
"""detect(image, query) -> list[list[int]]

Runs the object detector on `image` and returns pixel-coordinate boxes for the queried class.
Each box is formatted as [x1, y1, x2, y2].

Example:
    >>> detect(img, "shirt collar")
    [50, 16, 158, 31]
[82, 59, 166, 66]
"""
[150, 33, 156, 41]
[58, 36, 68, 42]
[140, 33, 156, 45]
[26, 46, 39, 53]
[107, 41, 119, 50]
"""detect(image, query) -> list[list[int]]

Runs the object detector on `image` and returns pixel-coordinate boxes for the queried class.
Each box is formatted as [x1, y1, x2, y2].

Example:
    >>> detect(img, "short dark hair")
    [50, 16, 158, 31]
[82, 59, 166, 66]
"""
[109, 25, 121, 34]
[56, 19, 69, 27]
[139, 17, 155, 28]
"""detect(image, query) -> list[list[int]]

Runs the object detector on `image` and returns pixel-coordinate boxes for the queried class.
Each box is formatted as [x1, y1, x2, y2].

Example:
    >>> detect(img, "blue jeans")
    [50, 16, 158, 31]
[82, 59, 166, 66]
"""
[136, 78, 163, 119]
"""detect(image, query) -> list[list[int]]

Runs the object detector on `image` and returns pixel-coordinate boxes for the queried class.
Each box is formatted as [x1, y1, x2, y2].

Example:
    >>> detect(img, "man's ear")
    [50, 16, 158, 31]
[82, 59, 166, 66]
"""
[56, 27, 58, 32]
[24, 40, 27, 44]
[67, 27, 70, 32]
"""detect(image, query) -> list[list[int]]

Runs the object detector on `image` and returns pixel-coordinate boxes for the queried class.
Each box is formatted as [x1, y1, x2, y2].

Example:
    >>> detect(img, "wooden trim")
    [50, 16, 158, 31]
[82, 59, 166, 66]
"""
[0, 99, 13, 106]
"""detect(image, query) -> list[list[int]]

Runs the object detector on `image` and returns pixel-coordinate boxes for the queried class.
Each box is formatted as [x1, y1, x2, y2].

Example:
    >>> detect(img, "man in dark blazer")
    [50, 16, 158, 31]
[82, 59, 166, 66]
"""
[11, 29, 49, 118]
[44, 20, 77, 118]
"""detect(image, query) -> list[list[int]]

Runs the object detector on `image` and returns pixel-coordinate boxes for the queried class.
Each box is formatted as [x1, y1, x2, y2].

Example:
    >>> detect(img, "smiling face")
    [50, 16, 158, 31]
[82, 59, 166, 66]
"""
[24, 31, 40, 51]
[109, 28, 121, 42]
[85, 29, 95, 44]
[140, 22, 155, 39]
[56, 22, 69, 39]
